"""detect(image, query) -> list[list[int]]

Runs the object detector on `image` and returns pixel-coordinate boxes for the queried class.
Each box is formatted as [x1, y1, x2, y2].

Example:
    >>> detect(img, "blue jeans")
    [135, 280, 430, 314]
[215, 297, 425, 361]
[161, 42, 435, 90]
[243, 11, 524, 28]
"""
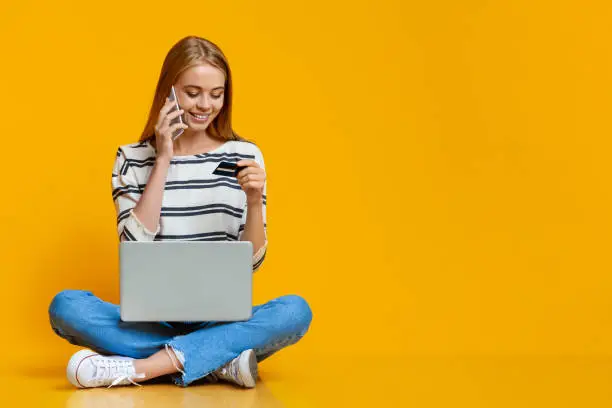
[48, 289, 313, 387]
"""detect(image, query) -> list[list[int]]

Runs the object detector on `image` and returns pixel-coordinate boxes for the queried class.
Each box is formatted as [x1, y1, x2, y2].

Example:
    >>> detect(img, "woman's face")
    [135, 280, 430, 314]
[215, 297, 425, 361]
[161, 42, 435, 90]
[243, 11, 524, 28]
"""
[175, 64, 226, 131]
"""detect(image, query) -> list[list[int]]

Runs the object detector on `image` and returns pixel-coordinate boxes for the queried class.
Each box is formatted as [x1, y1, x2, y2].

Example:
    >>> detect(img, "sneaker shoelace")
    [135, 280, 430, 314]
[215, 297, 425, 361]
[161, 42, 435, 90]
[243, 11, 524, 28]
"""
[90, 357, 146, 388]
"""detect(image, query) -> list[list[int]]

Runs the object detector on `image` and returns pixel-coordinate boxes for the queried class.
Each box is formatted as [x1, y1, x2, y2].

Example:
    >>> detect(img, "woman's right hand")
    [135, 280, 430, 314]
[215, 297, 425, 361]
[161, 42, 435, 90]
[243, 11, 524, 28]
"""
[154, 97, 188, 163]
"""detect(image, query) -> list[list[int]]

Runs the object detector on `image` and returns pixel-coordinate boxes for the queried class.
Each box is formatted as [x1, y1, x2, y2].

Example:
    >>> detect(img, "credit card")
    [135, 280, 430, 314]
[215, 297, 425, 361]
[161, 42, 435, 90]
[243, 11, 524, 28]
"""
[212, 161, 247, 177]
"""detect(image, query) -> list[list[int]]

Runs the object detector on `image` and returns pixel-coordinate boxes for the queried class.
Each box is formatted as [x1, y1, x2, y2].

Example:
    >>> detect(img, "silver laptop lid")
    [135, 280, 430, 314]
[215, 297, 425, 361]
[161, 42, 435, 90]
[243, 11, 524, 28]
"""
[119, 241, 253, 322]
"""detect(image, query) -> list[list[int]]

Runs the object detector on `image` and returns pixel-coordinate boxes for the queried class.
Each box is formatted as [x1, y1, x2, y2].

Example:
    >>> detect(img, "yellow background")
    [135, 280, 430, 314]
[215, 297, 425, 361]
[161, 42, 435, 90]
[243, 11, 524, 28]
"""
[2, 0, 612, 405]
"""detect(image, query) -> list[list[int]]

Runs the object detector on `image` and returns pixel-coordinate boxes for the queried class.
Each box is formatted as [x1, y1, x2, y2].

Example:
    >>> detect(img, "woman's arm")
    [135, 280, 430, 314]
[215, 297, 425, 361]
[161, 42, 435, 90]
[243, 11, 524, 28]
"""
[113, 99, 184, 241]
[131, 158, 170, 234]
[240, 198, 267, 257]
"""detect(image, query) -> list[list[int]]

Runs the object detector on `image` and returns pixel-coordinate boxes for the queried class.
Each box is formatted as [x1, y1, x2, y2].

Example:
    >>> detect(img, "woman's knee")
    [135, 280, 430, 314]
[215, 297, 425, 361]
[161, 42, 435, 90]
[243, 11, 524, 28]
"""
[48, 289, 93, 324]
[274, 294, 313, 335]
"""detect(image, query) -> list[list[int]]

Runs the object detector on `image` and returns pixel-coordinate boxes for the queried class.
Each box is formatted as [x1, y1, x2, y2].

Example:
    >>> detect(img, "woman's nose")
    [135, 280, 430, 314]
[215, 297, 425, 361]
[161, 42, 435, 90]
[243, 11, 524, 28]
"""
[197, 95, 212, 111]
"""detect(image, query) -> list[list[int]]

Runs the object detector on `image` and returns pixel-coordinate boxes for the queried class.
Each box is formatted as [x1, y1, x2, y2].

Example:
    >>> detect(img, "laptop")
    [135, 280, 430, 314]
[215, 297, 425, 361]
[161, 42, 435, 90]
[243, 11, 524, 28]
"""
[119, 241, 253, 322]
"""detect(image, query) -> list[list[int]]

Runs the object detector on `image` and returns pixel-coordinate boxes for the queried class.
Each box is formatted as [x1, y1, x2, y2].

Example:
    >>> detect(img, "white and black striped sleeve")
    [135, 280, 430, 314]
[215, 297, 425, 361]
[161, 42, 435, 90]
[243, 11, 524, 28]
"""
[239, 146, 268, 272]
[111, 148, 160, 242]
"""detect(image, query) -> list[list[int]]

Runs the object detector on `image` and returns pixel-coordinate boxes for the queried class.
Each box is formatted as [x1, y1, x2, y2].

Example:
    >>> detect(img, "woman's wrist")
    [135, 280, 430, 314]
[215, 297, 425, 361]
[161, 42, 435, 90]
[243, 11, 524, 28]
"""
[247, 196, 264, 206]
[155, 157, 171, 168]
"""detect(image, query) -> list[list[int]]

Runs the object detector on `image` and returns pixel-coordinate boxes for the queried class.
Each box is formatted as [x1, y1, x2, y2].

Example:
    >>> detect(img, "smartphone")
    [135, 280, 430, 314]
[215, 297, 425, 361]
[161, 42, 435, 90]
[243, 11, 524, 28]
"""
[168, 85, 185, 140]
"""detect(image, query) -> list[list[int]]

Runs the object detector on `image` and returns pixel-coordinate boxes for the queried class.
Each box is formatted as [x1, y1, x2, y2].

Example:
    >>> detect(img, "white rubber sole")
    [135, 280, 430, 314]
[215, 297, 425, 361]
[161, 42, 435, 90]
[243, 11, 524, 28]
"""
[67, 349, 99, 388]
[237, 349, 258, 388]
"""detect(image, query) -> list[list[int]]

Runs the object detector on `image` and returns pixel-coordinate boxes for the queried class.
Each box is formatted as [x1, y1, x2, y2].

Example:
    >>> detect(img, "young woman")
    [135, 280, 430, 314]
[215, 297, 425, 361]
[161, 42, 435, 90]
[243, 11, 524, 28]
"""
[48, 36, 312, 389]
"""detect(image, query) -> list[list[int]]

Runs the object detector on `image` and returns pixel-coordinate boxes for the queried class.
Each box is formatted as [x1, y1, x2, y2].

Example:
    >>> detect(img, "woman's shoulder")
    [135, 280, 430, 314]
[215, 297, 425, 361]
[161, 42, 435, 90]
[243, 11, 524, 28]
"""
[227, 139, 263, 159]
[115, 139, 156, 161]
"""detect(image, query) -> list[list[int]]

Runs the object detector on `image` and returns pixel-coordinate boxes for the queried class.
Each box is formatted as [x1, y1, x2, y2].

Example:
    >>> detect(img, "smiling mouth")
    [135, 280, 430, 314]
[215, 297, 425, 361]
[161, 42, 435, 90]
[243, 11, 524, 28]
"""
[190, 112, 210, 120]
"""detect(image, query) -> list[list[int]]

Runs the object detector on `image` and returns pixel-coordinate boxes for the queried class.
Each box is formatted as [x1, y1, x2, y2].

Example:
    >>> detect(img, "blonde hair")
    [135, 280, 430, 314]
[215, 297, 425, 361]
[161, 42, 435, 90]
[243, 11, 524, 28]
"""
[139, 35, 249, 144]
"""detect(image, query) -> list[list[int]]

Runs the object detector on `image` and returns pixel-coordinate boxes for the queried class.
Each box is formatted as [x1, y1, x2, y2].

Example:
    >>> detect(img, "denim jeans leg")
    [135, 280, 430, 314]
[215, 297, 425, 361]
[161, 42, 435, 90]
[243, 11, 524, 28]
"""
[253, 330, 308, 362]
[168, 294, 313, 387]
[48, 289, 180, 359]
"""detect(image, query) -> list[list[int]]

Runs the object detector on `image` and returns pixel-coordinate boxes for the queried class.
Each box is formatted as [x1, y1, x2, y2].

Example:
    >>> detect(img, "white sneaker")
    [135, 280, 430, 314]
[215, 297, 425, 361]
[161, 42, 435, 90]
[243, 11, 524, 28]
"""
[208, 349, 258, 388]
[67, 349, 146, 389]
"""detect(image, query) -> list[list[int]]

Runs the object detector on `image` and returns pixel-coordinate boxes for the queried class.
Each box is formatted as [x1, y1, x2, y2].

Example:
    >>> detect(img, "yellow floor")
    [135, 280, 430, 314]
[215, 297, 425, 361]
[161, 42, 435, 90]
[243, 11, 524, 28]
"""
[4, 344, 612, 407]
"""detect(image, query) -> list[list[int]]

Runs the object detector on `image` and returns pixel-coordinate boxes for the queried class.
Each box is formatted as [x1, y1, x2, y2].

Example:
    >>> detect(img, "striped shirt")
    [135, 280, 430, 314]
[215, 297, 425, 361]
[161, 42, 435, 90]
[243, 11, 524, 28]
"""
[111, 139, 268, 272]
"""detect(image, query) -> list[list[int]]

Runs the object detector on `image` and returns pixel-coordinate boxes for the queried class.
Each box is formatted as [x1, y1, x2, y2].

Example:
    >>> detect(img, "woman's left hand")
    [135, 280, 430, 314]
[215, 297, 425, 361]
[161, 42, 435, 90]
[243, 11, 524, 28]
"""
[236, 159, 266, 204]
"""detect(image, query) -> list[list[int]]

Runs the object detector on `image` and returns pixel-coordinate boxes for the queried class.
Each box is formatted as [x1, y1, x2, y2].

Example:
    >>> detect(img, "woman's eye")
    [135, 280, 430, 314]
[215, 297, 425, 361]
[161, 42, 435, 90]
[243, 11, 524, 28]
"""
[186, 93, 223, 99]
